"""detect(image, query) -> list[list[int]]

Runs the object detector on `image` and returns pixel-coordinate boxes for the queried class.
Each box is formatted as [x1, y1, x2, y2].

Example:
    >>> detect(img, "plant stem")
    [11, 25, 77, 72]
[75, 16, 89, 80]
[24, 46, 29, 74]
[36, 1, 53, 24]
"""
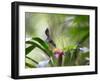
[57, 55, 63, 66]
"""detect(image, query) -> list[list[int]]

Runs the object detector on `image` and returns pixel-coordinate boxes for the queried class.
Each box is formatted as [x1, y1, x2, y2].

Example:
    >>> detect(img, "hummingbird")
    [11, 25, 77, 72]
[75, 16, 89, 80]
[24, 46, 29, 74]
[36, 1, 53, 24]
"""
[45, 28, 64, 66]
[45, 28, 56, 47]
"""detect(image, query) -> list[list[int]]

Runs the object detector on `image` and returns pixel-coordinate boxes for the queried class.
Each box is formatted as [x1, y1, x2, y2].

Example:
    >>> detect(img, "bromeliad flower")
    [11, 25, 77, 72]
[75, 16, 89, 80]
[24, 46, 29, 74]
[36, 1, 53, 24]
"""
[53, 48, 64, 59]
[53, 48, 64, 66]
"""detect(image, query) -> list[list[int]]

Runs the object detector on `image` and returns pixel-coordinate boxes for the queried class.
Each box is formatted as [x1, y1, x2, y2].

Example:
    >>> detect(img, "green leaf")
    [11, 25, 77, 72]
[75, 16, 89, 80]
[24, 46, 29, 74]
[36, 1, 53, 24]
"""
[78, 32, 89, 44]
[32, 37, 54, 57]
[32, 37, 49, 49]
[26, 56, 38, 64]
[71, 49, 79, 65]
[25, 62, 36, 68]
[74, 15, 89, 26]
[66, 27, 89, 41]
[78, 52, 89, 65]
[26, 41, 52, 57]
[49, 58, 54, 67]
[26, 45, 35, 55]
[63, 51, 72, 66]
[68, 32, 89, 65]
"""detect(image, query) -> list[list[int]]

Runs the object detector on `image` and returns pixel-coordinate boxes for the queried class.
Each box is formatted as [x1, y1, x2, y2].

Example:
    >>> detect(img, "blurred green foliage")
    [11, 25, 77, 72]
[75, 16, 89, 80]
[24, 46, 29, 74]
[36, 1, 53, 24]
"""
[25, 12, 89, 68]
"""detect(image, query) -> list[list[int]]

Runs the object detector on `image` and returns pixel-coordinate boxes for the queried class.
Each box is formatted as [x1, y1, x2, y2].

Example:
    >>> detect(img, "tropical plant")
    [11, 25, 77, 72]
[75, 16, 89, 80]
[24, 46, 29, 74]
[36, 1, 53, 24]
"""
[25, 13, 89, 68]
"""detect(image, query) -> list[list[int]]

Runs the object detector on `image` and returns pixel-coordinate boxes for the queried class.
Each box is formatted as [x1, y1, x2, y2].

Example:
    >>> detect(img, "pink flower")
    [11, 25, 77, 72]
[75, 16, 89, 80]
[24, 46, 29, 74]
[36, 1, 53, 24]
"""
[53, 48, 64, 59]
